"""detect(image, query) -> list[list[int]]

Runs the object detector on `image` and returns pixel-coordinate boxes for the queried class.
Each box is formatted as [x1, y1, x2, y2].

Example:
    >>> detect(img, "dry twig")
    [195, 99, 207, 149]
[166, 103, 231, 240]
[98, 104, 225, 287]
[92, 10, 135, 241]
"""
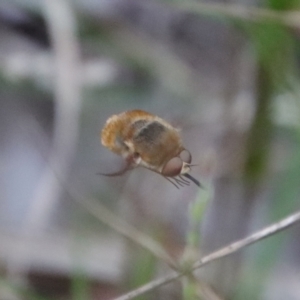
[113, 210, 300, 300]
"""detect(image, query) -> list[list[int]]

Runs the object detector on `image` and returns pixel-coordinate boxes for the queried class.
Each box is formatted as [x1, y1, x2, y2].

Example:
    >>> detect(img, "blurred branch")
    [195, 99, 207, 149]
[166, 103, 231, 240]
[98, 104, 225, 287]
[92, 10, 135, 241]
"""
[0, 53, 119, 87]
[113, 209, 300, 300]
[27, 0, 82, 232]
[244, 65, 273, 182]
[7, 0, 81, 277]
[71, 195, 177, 269]
[168, 1, 300, 29]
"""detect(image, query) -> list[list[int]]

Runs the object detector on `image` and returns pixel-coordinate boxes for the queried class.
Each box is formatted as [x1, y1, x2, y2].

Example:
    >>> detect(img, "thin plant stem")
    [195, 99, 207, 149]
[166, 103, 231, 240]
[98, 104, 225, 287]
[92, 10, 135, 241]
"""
[113, 209, 300, 300]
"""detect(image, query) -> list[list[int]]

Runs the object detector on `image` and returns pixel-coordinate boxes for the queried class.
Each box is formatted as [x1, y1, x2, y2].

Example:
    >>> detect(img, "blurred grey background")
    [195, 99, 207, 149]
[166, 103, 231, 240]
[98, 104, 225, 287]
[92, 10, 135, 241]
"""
[0, 0, 300, 299]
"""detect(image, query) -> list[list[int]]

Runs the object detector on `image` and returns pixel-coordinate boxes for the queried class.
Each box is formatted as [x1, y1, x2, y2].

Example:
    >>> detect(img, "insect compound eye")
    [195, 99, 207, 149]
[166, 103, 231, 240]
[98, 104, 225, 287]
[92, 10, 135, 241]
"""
[179, 149, 192, 164]
[161, 157, 183, 177]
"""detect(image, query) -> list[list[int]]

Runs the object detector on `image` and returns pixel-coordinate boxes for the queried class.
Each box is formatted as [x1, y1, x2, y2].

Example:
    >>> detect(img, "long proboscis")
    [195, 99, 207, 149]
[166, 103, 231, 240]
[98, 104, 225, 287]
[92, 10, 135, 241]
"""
[183, 173, 202, 188]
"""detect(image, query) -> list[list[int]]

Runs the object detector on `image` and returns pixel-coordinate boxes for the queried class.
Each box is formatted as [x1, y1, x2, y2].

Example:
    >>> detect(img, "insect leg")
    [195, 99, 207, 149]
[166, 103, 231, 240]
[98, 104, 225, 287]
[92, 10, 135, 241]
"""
[164, 176, 180, 189]
[178, 175, 191, 185]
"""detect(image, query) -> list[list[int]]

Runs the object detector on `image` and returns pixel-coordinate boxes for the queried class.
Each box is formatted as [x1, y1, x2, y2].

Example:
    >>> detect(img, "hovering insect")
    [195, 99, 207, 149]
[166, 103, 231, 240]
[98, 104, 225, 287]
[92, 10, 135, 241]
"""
[100, 110, 201, 188]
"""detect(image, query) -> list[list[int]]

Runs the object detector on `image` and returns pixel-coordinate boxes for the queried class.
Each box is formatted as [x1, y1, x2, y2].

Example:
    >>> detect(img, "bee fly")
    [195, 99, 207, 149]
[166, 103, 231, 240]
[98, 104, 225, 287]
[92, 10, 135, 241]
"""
[100, 110, 201, 188]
